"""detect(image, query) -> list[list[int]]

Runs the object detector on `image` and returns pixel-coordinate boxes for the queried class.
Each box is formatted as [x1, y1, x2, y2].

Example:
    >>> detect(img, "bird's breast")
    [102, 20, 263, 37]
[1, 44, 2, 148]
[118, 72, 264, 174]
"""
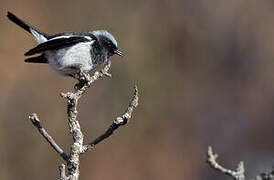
[46, 42, 94, 75]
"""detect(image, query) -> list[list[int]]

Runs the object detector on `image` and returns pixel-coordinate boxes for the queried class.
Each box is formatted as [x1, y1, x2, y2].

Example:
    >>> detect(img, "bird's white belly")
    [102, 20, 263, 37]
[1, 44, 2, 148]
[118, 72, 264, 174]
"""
[46, 42, 94, 75]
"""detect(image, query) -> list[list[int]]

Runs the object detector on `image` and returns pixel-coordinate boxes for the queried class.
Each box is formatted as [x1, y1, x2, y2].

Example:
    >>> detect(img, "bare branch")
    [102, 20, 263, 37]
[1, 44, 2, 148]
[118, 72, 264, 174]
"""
[28, 60, 139, 180]
[28, 113, 69, 161]
[81, 85, 139, 153]
[207, 146, 245, 180]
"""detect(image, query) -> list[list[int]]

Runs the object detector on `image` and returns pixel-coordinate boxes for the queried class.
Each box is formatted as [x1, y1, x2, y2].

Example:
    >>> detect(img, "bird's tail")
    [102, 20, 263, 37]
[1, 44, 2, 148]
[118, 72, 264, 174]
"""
[7, 11, 49, 43]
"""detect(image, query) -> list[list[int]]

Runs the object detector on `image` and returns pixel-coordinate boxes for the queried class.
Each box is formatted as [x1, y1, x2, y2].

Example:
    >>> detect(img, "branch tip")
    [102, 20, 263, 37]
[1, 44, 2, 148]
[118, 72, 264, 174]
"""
[237, 161, 245, 173]
[207, 146, 218, 160]
[28, 113, 39, 122]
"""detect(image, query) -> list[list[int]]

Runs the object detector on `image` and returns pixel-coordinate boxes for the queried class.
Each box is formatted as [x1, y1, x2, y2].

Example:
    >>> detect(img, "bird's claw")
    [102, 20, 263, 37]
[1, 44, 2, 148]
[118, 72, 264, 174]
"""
[73, 70, 91, 90]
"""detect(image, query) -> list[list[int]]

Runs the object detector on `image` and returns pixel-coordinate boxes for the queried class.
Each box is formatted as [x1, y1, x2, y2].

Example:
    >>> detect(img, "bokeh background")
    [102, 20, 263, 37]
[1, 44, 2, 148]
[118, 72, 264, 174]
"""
[1, 0, 274, 179]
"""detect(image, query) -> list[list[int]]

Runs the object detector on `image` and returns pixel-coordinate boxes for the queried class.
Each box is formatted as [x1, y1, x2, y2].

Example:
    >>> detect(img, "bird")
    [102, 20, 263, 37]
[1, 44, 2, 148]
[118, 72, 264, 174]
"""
[7, 11, 123, 77]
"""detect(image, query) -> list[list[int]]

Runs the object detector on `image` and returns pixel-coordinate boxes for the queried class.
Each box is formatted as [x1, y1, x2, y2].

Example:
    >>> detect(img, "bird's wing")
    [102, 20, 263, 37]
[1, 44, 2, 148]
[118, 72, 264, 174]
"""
[25, 36, 93, 56]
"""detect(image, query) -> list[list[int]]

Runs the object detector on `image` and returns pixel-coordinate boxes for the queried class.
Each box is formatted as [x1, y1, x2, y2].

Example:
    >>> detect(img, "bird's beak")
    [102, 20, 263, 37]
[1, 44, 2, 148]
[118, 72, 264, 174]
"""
[114, 49, 123, 56]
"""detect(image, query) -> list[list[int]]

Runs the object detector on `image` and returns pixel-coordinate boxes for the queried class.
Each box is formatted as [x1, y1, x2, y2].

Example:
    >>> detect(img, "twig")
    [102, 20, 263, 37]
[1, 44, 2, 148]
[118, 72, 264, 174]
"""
[28, 113, 69, 161]
[81, 85, 139, 153]
[207, 146, 245, 180]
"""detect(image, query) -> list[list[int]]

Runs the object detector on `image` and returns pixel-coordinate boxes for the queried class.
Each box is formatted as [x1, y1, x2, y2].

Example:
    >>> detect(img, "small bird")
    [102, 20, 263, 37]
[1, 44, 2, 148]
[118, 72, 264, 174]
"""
[7, 12, 123, 77]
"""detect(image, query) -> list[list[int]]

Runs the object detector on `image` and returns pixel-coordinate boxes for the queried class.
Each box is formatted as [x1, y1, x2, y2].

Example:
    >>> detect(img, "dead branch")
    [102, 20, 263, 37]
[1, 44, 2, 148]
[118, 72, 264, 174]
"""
[28, 61, 139, 180]
[207, 146, 245, 180]
[207, 146, 274, 180]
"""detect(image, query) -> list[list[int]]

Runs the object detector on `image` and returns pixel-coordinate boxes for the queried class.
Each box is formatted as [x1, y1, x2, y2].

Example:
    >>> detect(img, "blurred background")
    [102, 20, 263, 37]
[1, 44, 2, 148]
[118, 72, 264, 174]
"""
[1, 0, 274, 179]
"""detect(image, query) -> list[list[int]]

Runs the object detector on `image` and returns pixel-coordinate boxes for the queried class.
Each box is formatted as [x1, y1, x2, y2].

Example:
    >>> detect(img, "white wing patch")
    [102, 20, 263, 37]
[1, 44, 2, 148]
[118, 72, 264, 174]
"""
[30, 28, 47, 44]
[50, 35, 92, 41]
[83, 36, 92, 41]
[50, 35, 74, 40]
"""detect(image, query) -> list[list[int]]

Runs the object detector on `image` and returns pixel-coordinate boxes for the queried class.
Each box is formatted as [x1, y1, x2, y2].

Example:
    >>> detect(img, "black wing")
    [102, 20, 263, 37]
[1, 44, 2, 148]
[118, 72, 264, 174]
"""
[25, 36, 91, 56]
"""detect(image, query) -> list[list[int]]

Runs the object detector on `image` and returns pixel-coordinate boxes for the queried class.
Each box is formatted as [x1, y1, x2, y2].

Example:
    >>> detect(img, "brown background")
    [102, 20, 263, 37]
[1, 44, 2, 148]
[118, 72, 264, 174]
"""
[1, 0, 274, 180]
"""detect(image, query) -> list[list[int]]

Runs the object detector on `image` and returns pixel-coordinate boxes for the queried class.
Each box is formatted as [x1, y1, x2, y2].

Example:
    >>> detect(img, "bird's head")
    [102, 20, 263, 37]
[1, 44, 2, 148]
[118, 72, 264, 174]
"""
[92, 30, 123, 57]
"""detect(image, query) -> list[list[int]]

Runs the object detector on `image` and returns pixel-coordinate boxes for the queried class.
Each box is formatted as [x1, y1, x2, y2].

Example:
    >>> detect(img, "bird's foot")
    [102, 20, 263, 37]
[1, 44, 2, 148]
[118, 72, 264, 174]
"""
[74, 70, 90, 90]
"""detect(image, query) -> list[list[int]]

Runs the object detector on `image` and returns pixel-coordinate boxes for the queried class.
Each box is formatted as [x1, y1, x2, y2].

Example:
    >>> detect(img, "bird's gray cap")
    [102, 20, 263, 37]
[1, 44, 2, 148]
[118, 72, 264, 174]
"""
[92, 30, 118, 47]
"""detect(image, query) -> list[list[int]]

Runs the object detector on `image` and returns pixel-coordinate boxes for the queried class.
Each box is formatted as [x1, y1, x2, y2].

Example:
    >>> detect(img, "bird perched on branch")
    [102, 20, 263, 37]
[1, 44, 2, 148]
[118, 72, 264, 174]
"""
[7, 12, 123, 77]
